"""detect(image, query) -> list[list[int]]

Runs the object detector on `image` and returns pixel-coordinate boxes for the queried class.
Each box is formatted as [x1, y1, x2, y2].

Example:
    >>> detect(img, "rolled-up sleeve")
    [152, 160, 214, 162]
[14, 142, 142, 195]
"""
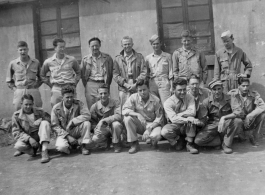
[247, 92, 265, 119]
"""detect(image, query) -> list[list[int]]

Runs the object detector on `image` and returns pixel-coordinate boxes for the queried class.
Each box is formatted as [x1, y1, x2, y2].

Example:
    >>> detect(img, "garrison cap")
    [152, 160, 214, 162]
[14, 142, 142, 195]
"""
[181, 30, 193, 38]
[208, 80, 223, 89]
[221, 30, 232, 38]
[149, 34, 159, 44]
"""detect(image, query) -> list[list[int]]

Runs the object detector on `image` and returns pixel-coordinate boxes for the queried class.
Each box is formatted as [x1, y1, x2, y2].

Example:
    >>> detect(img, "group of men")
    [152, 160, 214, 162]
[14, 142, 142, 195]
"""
[7, 29, 265, 164]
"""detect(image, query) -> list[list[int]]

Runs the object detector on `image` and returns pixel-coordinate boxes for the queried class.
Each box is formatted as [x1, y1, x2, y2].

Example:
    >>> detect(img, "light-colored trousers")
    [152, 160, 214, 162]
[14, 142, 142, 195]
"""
[85, 80, 103, 109]
[55, 121, 91, 153]
[13, 88, 42, 110]
[14, 121, 51, 154]
[92, 121, 123, 145]
[149, 78, 171, 106]
[123, 116, 162, 142]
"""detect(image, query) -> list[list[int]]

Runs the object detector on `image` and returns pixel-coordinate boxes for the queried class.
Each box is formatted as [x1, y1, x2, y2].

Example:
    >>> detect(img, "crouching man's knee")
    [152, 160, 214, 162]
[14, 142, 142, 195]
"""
[55, 136, 70, 154]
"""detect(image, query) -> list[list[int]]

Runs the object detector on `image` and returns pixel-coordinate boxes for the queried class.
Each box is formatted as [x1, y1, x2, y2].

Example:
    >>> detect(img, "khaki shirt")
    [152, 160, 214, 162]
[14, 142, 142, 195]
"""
[164, 93, 196, 124]
[187, 87, 211, 111]
[51, 100, 91, 138]
[228, 88, 265, 121]
[80, 52, 113, 86]
[6, 57, 42, 88]
[172, 47, 207, 83]
[146, 51, 173, 80]
[12, 108, 50, 142]
[122, 93, 163, 124]
[90, 99, 122, 125]
[214, 45, 252, 89]
[41, 54, 80, 86]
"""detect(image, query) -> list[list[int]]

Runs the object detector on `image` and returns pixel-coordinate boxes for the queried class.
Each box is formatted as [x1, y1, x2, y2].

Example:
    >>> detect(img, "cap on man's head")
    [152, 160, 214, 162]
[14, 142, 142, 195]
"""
[181, 30, 193, 38]
[149, 34, 159, 44]
[208, 80, 223, 89]
[221, 30, 232, 38]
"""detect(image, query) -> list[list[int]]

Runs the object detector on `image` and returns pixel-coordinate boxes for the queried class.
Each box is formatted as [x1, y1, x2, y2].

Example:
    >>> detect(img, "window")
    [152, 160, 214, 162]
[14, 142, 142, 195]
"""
[36, 1, 81, 63]
[157, 0, 215, 54]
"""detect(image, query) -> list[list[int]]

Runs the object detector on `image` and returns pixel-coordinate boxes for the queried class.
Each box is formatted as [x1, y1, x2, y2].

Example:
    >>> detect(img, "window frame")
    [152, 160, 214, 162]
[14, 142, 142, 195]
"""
[156, 0, 215, 55]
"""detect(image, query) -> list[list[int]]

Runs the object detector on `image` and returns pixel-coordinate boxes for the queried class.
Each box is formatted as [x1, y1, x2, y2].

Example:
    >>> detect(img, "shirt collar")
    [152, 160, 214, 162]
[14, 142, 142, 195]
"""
[97, 99, 114, 110]
[18, 108, 39, 120]
[138, 93, 155, 104]
[51, 53, 69, 61]
[63, 101, 73, 113]
[16, 56, 32, 65]
[152, 51, 166, 57]
[208, 93, 230, 103]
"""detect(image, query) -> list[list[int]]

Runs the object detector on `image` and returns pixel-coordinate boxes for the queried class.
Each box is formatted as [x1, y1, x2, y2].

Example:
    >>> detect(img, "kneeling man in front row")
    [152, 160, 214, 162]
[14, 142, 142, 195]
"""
[194, 80, 241, 154]
[122, 79, 163, 154]
[51, 85, 92, 155]
[12, 94, 51, 163]
[90, 84, 123, 153]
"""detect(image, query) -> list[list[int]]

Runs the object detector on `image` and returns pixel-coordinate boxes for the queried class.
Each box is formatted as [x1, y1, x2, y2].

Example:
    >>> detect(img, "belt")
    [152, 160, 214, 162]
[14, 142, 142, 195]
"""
[16, 85, 36, 89]
[151, 77, 168, 81]
[88, 79, 104, 83]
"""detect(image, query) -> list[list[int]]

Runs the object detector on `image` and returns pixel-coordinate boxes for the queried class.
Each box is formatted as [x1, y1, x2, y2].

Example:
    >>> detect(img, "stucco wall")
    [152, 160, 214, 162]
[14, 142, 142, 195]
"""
[78, 0, 158, 101]
[0, 5, 36, 118]
[212, 0, 265, 97]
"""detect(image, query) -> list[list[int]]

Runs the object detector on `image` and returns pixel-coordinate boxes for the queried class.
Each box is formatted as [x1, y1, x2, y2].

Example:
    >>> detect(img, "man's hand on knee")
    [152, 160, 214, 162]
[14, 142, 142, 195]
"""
[66, 135, 78, 145]
[29, 137, 39, 148]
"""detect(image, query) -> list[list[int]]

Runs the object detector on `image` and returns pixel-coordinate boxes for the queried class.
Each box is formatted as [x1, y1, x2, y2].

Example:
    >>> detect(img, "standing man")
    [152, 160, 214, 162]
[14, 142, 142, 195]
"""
[194, 80, 241, 154]
[80, 37, 113, 109]
[41, 38, 80, 107]
[113, 36, 146, 107]
[161, 78, 198, 154]
[90, 84, 123, 153]
[146, 34, 173, 106]
[6, 41, 43, 110]
[214, 30, 252, 93]
[172, 30, 207, 86]
[12, 94, 51, 163]
[51, 85, 92, 155]
[229, 77, 265, 146]
[122, 79, 163, 154]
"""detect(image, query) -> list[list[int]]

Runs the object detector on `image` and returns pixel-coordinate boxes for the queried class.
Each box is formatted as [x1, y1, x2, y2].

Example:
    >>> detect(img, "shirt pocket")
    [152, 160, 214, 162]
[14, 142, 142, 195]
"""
[28, 68, 38, 80]
[221, 104, 232, 115]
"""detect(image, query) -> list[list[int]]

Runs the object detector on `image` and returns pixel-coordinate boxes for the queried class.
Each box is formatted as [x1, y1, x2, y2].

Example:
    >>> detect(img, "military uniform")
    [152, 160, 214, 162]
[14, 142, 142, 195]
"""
[90, 99, 123, 146]
[6, 57, 43, 110]
[229, 88, 265, 141]
[80, 52, 113, 109]
[113, 50, 146, 107]
[172, 47, 207, 85]
[41, 54, 80, 107]
[51, 99, 91, 153]
[194, 93, 241, 147]
[214, 45, 252, 93]
[12, 108, 51, 155]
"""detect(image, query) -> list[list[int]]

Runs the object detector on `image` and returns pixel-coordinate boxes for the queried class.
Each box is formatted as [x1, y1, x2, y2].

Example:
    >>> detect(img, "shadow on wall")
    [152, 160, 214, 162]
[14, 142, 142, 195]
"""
[251, 82, 265, 100]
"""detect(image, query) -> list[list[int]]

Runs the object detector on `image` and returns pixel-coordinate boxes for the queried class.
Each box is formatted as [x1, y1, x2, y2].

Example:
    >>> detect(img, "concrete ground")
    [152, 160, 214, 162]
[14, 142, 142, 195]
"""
[0, 138, 265, 195]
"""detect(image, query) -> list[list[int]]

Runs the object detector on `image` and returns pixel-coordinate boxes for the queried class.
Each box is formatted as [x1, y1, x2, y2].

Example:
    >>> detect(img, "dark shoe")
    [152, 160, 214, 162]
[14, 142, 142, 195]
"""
[175, 137, 185, 151]
[113, 143, 122, 153]
[81, 145, 91, 155]
[121, 141, 130, 148]
[41, 150, 50, 163]
[32, 147, 38, 157]
[129, 141, 139, 154]
[222, 143, 233, 154]
[214, 145, 222, 150]
[13, 150, 24, 157]
[249, 136, 259, 146]
[146, 138, 151, 144]
[151, 140, 158, 150]
[186, 142, 199, 154]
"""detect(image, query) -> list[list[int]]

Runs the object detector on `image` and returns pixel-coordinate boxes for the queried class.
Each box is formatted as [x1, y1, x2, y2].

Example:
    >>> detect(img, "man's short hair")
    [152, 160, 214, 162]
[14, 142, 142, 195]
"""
[188, 74, 200, 83]
[61, 85, 75, 96]
[88, 37, 101, 45]
[136, 79, 149, 88]
[53, 38, 65, 47]
[98, 83, 110, 93]
[121, 36, 133, 44]
[17, 41, 28, 48]
[21, 94, 34, 102]
[173, 78, 187, 89]
[238, 77, 250, 85]
[181, 30, 193, 38]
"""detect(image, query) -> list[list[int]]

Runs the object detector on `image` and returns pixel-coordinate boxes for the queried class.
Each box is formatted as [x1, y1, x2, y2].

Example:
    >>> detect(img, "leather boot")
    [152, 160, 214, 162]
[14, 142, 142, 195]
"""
[186, 142, 199, 154]
[175, 137, 185, 151]
[14, 150, 24, 157]
[41, 150, 50, 163]
[222, 143, 233, 154]
[151, 139, 158, 150]
[128, 141, 139, 154]
[113, 143, 122, 153]
[81, 145, 91, 155]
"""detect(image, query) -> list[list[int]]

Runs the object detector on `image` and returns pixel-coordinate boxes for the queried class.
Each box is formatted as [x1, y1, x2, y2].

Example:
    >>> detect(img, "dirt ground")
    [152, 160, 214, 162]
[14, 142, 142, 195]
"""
[1, 138, 265, 195]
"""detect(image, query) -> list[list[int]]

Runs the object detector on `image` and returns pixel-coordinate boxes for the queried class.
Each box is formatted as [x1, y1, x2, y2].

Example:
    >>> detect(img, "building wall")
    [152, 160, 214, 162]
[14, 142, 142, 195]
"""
[78, 0, 158, 101]
[212, 0, 265, 97]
